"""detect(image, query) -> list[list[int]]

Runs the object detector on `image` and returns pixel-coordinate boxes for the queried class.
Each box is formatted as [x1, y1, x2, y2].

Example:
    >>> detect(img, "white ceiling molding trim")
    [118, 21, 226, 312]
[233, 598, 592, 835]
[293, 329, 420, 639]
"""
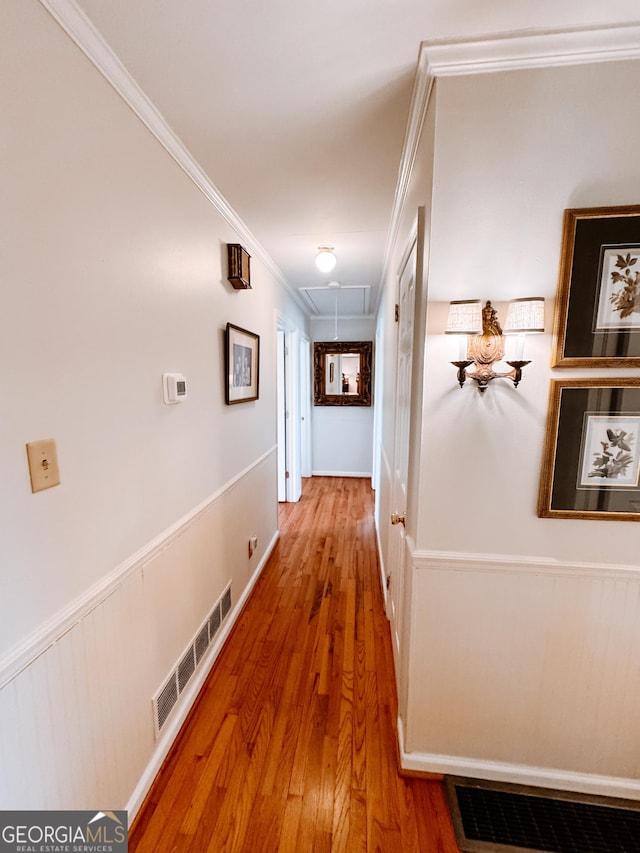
[377, 23, 640, 315]
[422, 23, 640, 78]
[299, 284, 372, 317]
[38, 0, 301, 305]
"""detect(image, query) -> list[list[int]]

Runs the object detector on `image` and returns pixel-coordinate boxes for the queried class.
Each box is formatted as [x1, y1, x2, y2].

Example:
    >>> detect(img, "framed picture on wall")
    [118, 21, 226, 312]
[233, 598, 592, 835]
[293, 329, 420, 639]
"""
[552, 205, 640, 367]
[538, 378, 640, 521]
[225, 323, 259, 404]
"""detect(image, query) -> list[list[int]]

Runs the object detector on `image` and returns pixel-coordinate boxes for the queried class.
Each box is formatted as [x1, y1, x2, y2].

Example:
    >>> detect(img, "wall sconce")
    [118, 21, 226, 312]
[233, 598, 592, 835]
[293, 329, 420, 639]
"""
[445, 297, 544, 392]
[315, 246, 337, 273]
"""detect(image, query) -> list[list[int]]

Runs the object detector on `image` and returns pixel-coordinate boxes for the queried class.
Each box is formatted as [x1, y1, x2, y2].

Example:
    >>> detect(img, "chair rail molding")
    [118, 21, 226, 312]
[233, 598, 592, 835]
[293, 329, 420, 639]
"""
[408, 543, 640, 583]
[0, 446, 278, 690]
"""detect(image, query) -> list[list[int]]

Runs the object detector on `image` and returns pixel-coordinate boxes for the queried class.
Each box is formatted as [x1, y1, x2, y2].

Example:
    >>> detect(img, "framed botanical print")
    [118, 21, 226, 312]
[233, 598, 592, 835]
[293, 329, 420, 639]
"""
[552, 205, 640, 367]
[225, 323, 259, 404]
[538, 378, 640, 521]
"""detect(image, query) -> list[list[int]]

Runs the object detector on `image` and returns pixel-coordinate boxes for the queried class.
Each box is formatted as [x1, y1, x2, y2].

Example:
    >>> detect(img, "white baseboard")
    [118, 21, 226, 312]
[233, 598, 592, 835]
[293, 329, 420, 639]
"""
[126, 529, 279, 820]
[311, 470, 372, 478]
[397, 717, 640, 801]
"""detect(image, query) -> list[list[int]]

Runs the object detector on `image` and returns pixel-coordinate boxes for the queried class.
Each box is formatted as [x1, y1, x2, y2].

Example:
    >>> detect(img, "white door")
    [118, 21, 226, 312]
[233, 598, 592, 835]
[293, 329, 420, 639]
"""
[388, 223, 419, 664]
[276, 324, 302, 502]
[277, 330, 287, 501]
[299, 339, 312, 479]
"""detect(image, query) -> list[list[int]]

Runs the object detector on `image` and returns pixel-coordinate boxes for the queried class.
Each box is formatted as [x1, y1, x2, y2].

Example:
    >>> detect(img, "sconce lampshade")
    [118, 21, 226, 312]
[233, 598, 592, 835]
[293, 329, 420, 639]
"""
[315, 246, 337, 273]
[503, 297, 545, 333]
[445, 300, 483, 334]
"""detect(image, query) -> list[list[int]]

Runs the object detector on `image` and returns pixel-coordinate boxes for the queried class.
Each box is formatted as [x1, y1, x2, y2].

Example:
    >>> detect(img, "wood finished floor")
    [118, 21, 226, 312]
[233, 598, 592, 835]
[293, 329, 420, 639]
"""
[130, 476, 461, 852]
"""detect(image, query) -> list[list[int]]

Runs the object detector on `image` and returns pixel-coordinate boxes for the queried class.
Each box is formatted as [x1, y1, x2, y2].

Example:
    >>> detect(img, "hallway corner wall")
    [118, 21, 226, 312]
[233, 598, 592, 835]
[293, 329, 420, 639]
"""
[376, 52, 640, 798]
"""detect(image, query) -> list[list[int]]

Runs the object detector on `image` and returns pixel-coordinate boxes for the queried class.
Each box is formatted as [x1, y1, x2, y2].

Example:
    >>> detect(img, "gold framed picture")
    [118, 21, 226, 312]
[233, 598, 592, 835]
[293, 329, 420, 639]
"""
[552, 205, 640, 367]
[538, 378, 640, 521]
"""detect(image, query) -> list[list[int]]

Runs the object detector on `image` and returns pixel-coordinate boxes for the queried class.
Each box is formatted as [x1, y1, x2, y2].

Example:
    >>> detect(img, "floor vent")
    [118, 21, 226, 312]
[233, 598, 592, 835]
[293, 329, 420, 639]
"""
[152, 582, 232, 738]
[445, 776, 640, 853]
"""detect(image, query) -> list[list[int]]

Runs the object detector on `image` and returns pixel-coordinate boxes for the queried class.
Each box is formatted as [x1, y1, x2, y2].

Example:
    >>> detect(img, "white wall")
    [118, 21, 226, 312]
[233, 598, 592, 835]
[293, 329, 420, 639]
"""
[0, 0, 306, 813]
[378, 57, 640, 798]
[311, 316, 376, 476]
[423, 61, 640, 562]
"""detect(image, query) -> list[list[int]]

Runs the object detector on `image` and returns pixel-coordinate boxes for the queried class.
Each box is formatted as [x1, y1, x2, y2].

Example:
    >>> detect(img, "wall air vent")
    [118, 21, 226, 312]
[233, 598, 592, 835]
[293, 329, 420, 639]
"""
[221, 586, 231, 619]
[195, 622, 210, 665]
[152, 582, 232, 738]
[177, 647, 196, 693]
[208, 603, 221, 642]
[155, 675, 179, 733]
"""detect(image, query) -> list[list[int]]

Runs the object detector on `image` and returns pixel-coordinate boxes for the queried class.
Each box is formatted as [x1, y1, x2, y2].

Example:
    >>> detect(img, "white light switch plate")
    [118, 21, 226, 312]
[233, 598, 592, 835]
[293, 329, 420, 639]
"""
[26, 439, 61, 493]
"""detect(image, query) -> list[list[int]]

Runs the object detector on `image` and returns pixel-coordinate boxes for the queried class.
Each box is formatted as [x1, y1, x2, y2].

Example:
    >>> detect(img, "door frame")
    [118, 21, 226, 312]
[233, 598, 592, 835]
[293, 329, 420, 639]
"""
[386, 208, 427, 712]
[276, 313, 304, 502]
[387, 227, 417, 662]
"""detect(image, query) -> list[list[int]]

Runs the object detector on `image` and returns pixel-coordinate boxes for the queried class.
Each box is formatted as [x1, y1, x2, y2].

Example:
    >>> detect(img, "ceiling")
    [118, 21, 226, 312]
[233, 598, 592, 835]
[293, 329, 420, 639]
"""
[68, 0, 639, 318]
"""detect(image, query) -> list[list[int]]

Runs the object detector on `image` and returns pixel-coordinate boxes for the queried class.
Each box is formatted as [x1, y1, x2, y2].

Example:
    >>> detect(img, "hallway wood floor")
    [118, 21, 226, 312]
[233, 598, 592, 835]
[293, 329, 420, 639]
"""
[129, 476, 461, 852]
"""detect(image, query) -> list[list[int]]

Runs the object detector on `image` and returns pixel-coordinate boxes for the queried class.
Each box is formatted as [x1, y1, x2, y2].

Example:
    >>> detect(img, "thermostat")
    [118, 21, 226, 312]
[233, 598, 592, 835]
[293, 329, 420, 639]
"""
[163, 373, 187, 404]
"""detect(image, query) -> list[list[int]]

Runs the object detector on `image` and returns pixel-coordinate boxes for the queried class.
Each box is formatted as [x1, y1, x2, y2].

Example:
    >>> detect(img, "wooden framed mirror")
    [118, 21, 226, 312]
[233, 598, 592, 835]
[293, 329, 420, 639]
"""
[313, 341, 372, 406]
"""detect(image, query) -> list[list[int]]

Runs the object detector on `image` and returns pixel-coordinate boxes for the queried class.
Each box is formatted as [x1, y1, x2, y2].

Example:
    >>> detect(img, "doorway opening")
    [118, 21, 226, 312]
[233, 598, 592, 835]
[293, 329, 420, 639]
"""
[276, 319, 310, 502]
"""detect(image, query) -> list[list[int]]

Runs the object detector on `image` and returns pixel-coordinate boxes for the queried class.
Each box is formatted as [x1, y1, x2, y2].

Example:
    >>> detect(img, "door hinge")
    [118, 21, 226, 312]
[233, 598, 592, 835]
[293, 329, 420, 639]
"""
[386, 574, 391, 590]
[395, 303, 400, 323]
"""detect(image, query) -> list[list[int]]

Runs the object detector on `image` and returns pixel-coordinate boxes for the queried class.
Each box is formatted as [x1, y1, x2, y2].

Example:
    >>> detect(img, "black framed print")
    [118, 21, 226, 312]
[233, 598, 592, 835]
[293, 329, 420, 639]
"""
[538, 378, 640, 521]
[552, 205, 640, 367]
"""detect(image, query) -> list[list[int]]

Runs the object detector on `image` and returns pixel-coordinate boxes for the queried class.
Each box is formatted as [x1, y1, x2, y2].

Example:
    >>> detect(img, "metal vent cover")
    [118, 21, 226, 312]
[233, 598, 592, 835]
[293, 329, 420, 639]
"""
[155, 676, 178, 732]
[221, 586, 231, 618]
[195, 622, 210, 664]
[445, 776, 640, 853]
[177, 647, 196, 693]
[152, 582, 232, 738]
[209, 603, 221, 638]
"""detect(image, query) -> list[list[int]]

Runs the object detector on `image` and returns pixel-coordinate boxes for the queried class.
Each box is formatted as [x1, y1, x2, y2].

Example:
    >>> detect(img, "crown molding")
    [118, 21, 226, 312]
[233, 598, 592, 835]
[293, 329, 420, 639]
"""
[421, 23, 640, 78]
[377, 23, 640, 314]
[38, 0, 303, 307]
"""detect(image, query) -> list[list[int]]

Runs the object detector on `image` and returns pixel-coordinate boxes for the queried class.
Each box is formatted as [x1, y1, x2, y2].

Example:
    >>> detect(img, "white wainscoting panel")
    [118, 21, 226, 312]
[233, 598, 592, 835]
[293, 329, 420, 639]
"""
[400, 545, 640, 799]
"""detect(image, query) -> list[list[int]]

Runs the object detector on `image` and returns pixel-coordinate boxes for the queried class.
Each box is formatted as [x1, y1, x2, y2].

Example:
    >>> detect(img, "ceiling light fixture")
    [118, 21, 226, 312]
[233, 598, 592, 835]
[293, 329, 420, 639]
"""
[315, 246, 337, 273]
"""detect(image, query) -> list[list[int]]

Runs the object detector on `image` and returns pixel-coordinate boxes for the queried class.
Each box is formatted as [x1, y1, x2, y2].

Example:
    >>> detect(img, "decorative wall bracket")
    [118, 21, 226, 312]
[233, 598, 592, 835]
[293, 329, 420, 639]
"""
[452, 357, 530, 391]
